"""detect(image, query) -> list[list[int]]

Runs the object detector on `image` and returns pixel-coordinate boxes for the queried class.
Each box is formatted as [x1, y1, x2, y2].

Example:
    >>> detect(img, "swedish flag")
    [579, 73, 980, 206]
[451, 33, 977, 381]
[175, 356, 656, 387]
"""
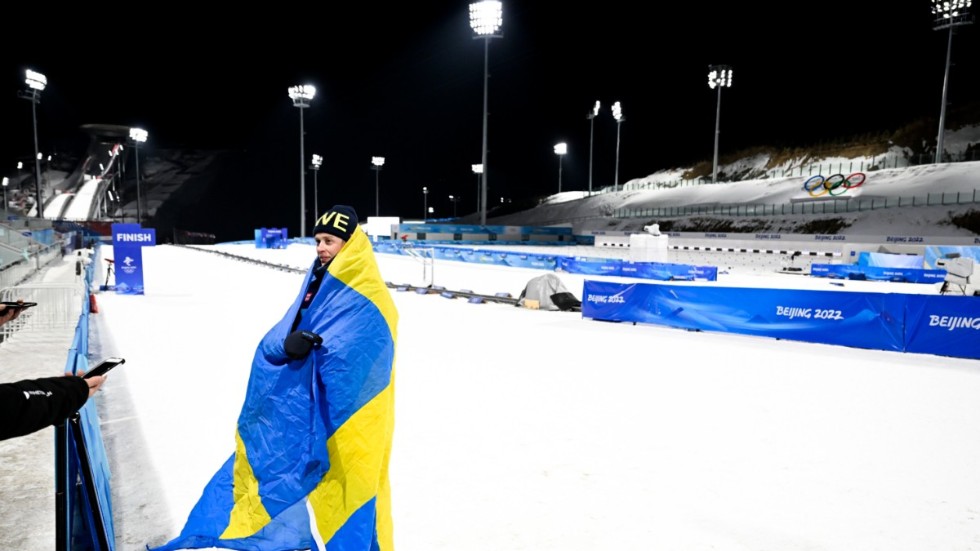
[151, 228, 397, 551]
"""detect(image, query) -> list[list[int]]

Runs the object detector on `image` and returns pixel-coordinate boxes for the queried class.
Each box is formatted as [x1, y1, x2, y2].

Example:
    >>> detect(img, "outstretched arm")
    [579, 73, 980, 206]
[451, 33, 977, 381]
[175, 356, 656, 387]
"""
[0, 375, 96, 441]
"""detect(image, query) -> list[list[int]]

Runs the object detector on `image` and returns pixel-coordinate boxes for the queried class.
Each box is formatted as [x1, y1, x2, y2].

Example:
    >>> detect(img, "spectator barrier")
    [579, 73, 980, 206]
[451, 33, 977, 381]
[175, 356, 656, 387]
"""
[51, 244, 114, 550]
[809, 264, 946, 283]
[394, 223, 575, 244]
[374, 242, 718, 281]
[582, 280, 979, 360]
[808, 246, 980, 283]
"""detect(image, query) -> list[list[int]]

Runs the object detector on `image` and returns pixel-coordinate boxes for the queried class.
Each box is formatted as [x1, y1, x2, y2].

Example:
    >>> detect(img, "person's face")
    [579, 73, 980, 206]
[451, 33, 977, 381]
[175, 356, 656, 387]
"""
[315, 232, 346, 265]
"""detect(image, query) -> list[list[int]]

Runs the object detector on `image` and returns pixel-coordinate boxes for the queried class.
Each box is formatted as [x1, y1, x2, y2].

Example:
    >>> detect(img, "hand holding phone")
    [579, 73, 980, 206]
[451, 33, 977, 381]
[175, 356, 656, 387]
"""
[1, 301, 38, 310]
[84, 357, 125, 379]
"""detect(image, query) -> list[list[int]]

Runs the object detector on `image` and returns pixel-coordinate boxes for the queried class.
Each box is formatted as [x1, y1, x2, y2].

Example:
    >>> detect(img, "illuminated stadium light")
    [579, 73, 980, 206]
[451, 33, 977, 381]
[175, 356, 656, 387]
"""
[553, 142, 567, 193]
[708, 64, 734, 183]
[931, 0, 973, 163]
[371, 156, 385, 216]
[471, 163, 483, 213]
[311, 154, 323, 218]
[469, 1, 502, 36]
[469, 0, 503, 225]
[19, 69, 47, 218]
[612, 101, 624, 191]
[288, 84, 316, 237]
[587, 101, 601, 194]
[25, 69, 47, 91]
[129, 127, 148, 143]
[932, 0, 974, 27]
[448, 194, 459, 218]
[129, 127, 149, 223]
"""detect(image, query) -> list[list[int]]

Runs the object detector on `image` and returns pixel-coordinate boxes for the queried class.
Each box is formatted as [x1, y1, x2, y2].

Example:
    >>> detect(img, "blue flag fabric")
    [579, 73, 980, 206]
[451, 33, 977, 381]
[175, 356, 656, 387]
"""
[151, 228, 398, 551]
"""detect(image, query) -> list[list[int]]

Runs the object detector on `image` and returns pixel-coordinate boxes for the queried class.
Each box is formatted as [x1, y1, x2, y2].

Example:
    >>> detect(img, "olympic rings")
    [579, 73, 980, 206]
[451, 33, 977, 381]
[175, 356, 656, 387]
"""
[802, 173, 866, 197]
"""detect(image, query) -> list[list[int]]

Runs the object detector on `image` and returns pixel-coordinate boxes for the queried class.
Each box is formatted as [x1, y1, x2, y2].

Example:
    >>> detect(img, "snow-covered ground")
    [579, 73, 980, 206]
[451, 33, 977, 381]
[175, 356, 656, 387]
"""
[2, 239, 978, 551]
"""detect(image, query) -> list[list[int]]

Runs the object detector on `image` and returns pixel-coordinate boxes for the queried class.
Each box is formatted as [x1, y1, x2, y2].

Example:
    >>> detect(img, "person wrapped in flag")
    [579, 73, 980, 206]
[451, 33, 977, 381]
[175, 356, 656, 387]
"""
[151, 205, 398, 551]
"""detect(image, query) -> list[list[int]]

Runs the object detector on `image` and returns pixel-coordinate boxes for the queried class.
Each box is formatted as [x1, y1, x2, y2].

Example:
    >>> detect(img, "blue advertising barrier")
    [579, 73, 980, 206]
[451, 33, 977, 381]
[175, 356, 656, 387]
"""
[857, 252, 924, 268]
[376, 243, 716, 282]
[431, 247, 460, 260]
[559, 256, 623, 276]
[810, 263, 946, 283]
[904, 295, 980, 359]
[582, 281, 979, 359]
[502, 254, 559, 270]
[54, 245, 117, 549]
[396, 223, 574, 240]
[582, 281, 906, 352]
[22, 227, 55, 245]
[458, 249, 498, 264]
[111, 223, 156, 295]
[620, 261, 719, 281]
[255, 227, 288, 249]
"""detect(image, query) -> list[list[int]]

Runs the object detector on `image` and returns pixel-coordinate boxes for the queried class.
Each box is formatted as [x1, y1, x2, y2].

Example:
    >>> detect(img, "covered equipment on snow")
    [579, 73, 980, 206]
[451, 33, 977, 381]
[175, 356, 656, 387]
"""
[518, 273, 582, 311]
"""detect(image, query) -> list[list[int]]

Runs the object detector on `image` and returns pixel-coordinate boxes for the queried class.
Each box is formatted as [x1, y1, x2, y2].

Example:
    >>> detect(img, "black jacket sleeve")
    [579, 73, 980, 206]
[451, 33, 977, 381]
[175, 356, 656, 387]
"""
[0, 376, 90, 441]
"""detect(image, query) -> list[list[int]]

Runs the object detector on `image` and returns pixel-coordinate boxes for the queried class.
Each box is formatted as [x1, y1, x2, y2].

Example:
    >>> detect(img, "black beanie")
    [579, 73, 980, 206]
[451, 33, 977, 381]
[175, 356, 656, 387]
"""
[312, 205, 359, 241]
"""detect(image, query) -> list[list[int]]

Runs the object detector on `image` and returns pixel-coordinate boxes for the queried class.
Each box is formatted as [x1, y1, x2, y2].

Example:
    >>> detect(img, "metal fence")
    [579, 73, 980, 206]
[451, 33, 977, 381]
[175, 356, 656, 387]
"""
[615, 152, 980, 193]
[611, 189, 980, 219]
[0, 244, 64, 289]
[0, 283, 85, 338]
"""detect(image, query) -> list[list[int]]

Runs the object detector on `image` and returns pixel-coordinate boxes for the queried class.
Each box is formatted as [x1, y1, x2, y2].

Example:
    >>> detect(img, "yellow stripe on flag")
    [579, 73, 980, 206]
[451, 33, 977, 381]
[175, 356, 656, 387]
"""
[330, 228, 399, 342]
[221, 430, 273, 538]
[307, 379, 396, 547]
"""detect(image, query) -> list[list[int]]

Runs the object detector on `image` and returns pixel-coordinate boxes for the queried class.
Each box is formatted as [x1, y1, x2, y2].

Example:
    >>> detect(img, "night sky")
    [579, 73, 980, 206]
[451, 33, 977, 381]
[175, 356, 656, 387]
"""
[1, 2, 977, 239]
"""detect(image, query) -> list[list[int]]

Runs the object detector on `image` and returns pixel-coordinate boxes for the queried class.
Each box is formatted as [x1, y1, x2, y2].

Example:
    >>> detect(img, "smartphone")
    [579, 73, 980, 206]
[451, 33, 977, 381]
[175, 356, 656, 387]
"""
[84, 357, 126, 379]
[1, 301, 38, 309]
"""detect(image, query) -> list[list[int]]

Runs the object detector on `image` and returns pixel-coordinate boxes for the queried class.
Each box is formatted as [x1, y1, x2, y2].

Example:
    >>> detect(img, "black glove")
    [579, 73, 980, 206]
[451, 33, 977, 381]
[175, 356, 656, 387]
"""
[284, 330, 323, 360]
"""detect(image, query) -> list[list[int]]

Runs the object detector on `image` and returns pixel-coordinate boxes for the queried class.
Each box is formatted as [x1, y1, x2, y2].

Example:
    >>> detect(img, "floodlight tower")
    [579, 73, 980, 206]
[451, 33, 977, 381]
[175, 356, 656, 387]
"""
[311, 154, 323, 218]
[371, 156, 385, 216]
[708, 65, 733, 183]
[469, 0, 502, 225]
[2, 177, 8, 216]
[931, 0, 974, 164]
[553, 142, 568, 193]
[587, 101, 600, 194]
[129, 127, 148, 224]
[422, 186, 429, 221]
[288, 84, 315, 237]
[449, 194, 459, 218]
[611, 101, 624, 191]
[19, 69, 46, 218]
[471, 163, 483, 213]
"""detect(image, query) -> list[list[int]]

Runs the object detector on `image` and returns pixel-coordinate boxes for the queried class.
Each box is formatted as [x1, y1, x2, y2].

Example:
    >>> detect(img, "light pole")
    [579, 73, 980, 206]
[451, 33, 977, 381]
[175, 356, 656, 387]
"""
[587, 101, 600, 195]
[611, 101, 624, 192]
[931, 0, 973, 164]
[2, 177, 8, 217]
[471, 163, 483, 213]
[371, 156, 385, 216]
[470, 0, 502, 225]
[422, 187, 429, 221]
[553, 142, 567, 193]
[19, 69, 46, 218]
[129, 127, 148, 224]
[708, 65, 733, 183]
[288, 84, 315, 237]
[311, 154, 323, 218]
[449, 195, 459, 218]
